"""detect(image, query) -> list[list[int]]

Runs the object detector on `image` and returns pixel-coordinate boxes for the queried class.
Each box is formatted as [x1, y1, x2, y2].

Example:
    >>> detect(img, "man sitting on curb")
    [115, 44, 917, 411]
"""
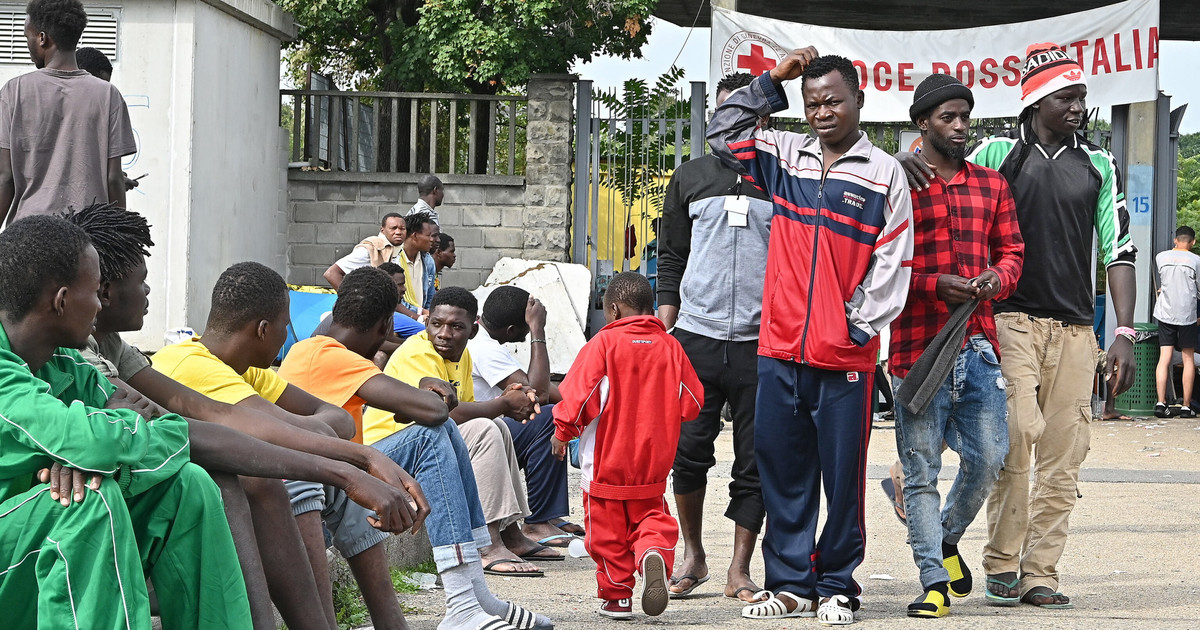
[0, 216, 258, 628]
[152, 262, 427, 630]
[325, 212, 407, 290]
[470, 286, 581, 546]
[364, 286, 566, 570]
[282, 267, 554, 630]
[66, 203, 428, 630]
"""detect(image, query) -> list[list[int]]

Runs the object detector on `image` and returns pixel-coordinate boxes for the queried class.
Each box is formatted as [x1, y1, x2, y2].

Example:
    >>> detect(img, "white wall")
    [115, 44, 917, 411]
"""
[186, 0, 289, 333]
[0, 0, 293, 349]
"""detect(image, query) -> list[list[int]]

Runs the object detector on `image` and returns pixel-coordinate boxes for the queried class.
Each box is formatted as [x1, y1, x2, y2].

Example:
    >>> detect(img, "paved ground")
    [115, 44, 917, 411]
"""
[394, 413, 1200, 629]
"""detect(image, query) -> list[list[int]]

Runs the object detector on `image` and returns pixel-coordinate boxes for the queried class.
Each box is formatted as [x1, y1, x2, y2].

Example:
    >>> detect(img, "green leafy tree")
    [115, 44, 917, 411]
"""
[280, 0, 656, 93]
[1178, 155, 1200, 255]
[1180, 132, 1200, 160]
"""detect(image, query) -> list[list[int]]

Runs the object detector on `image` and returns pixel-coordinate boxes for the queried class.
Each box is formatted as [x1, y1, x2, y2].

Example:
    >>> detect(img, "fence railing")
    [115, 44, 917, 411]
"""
[282, 90, 527, 176]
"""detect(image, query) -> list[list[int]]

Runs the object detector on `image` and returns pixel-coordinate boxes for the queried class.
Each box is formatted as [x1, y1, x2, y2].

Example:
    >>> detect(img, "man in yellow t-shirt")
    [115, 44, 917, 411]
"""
[364, 287, 565, 570]
[282, 267, 555, 629]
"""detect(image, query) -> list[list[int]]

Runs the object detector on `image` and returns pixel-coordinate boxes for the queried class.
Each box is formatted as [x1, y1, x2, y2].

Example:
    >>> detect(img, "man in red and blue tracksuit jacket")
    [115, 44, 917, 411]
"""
[708, 52, 913, 620]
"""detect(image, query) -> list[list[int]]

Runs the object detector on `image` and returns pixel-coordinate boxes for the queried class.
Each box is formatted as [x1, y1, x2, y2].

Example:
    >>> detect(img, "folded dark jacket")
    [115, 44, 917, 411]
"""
[896, 298, 980, 416]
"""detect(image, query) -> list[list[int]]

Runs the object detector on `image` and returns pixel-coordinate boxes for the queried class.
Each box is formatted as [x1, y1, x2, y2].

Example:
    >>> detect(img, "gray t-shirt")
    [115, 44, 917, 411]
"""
[0, 68, 137, 221]
[81, 334, 152, 381]
[1153, 248, 1200, 325]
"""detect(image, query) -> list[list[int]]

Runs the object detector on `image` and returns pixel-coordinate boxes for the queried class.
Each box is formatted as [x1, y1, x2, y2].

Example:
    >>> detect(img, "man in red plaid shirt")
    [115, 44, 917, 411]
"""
[887, 75, 1024, 619]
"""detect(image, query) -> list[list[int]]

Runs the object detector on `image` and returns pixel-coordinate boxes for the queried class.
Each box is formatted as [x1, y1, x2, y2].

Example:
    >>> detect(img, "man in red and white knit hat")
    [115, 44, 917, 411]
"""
[896, 42, 1138, 611]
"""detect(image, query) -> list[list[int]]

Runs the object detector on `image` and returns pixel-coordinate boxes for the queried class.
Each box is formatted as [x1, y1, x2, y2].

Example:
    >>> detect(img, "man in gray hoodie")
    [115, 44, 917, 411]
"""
[656, 72, 773, 603]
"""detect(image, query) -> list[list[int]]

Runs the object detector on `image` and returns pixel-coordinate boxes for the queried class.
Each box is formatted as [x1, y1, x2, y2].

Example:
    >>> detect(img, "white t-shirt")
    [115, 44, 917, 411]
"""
[334, 232, 401, 273]
[468, 332, 524, 402]
[402, 249, 426, 308]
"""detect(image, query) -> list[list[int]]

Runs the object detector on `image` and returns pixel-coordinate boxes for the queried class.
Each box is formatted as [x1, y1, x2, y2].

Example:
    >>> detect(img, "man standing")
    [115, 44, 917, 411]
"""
[409, 174, 444, 223]
[709, 51, 913, 625]
[656, 71, 773, 603]
[889, 75, 1023, 618]
[1153, 226, 1200, 418]
[324, 212, 407, 289]
[0, 0, 136, 223]
[900, 43, 1137, 610]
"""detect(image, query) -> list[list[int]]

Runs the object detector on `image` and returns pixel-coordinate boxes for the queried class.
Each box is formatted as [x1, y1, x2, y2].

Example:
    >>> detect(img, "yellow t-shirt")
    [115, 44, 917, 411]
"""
[362, 331, 473, 445]
[151, 338, 288, 405]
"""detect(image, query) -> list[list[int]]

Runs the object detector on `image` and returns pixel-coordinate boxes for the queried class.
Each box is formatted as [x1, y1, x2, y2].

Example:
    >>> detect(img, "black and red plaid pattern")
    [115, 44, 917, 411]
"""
[889, 162, 1024, 378]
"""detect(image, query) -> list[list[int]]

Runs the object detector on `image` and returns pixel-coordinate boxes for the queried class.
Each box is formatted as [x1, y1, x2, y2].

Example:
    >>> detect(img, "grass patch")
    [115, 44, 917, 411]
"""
[391, 560, 438, 594]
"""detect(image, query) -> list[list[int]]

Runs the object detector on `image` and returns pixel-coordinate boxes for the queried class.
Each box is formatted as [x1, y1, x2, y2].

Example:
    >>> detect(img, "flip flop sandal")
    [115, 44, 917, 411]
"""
[984, 573, 1021, 606]
[501, 602, 553, 630]
[483, 559, 545, 577]
[471, 618, 517, 630]
[1022, 587, 1074, 609]
[518, 544, 564, 562]
[535, 534, 575, 548]
[726, 586, 770, 603]
[880, 477, 907, 526]
[741, 591, 817, 619]
[667, 573, 709, 598]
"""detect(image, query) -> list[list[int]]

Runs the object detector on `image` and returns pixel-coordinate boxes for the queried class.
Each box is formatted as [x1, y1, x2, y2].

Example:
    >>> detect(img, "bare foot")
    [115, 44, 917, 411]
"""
[669, 555, 708, 596]
[521, 521, 573, 547]
[724, 569, 767, 602]
[501, 523, 563, 560]
[480, 544, 543, 574]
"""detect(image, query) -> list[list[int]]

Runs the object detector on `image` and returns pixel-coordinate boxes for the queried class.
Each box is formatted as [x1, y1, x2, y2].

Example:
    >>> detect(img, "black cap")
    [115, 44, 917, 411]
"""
[909, 74, 974, 123]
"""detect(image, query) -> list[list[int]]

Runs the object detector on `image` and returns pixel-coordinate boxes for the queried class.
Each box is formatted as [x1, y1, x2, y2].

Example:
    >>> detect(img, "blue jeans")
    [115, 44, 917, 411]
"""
[892, 335, 1009, 588]
[370, 421, 491, 572]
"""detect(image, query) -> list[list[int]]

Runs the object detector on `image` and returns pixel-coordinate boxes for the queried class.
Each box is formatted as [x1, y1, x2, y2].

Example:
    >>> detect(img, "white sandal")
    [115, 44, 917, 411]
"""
[817, 594, 856, 625]
[741, 591, 817, 619]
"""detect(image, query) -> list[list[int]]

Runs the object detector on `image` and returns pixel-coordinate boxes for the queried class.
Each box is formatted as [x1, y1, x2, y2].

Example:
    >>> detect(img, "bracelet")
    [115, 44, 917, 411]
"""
[530, 338, 547, 344]
[1114, 326, 1136, 341]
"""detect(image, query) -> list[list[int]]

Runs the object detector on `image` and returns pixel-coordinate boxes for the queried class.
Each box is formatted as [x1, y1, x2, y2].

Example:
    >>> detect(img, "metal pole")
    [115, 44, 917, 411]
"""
[572, 80, 593, 266]
[690, 81, 706, 161]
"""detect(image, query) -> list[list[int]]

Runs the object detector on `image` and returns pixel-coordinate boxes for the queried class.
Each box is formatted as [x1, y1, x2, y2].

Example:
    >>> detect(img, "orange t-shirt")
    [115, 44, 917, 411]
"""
[278, 335, 381, 444]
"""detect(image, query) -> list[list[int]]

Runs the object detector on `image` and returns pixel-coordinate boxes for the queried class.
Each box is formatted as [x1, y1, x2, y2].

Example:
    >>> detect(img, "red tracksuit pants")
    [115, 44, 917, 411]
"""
[583, 492, 679, 600]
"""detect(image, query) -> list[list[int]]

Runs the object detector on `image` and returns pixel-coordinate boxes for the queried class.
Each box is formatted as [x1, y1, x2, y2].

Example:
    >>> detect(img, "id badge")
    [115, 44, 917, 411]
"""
[725, 196, 749, 227]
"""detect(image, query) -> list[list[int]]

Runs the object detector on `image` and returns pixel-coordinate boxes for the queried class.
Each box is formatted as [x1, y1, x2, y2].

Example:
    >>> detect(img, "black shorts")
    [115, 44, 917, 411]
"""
[1159, 321, 1198, 350]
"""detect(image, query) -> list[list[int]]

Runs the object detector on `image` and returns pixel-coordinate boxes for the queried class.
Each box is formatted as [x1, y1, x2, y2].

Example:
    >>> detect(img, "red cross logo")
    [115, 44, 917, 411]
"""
[737, 44, 778, 76]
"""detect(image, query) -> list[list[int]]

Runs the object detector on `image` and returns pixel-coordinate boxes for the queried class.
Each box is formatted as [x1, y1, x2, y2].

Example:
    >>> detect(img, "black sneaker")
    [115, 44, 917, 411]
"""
[1179, 405, 1196, 418]
[1155, 402, 1174, 418]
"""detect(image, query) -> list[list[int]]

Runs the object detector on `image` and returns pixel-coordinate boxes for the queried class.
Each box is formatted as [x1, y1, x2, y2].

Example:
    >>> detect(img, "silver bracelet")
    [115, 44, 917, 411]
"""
[530, 338, 547, 344]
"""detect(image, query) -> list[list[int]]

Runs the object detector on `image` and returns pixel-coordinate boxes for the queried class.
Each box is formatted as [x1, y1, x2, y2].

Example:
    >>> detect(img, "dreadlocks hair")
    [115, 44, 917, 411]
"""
[802, 55, 862, 95]
[332, 266, 398, 333]
[75, 47, 112, 78]
[717, 72, 755, 94]
[481, 285, 529, 330]
[381, 212, 403, 228]
[0, 216, 92, 319]
[603, 271, 654, 314]
[429, 286, 478, 319]
[377, 261, 404, 277]
[405, 211, 437, 238]
[27, 0, 88, 50]
[63, 201, 154, 282]
[434, 232, 455, 252]
[207, 262, 288, 334]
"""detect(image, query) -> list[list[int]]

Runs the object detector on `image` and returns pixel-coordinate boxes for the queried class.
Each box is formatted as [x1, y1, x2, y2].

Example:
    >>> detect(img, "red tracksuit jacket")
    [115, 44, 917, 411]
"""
[553, 316, 703, 500]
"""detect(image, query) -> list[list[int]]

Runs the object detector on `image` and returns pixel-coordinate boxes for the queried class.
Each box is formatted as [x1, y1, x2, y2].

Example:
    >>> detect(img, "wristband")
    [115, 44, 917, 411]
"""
[530, 338, 547, 344]
[1114, 326, 1136, 341]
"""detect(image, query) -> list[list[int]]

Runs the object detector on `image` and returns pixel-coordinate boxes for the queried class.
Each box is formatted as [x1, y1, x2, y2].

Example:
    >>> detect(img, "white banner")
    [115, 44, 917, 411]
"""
[710, 0, 1160, 122]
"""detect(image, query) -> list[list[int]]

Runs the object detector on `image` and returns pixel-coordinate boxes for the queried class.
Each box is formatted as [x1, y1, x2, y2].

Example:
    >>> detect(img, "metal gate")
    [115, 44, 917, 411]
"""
[571, 78, 707, 335]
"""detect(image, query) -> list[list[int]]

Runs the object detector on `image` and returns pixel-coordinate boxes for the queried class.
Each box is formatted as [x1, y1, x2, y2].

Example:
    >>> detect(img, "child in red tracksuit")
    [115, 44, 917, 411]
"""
[552, 272, 704, 620]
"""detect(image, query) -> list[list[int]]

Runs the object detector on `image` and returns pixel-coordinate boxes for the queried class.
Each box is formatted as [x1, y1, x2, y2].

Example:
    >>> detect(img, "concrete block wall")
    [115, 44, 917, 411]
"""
[286, 174, 529, 290]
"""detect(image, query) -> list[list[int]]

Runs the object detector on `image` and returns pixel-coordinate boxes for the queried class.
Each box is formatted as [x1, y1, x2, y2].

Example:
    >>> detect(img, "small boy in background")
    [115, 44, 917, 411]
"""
[1154, 225, 1200, 417]
[551, 272, 704, 620]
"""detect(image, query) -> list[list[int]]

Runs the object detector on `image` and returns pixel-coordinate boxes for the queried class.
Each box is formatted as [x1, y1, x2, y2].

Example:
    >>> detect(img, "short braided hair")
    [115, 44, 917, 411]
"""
[63, 201, 154, 282]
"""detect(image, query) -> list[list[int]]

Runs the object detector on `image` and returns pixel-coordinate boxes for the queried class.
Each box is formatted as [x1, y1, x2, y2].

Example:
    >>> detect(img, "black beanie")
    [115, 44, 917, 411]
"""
[909, 74, 974, 123]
